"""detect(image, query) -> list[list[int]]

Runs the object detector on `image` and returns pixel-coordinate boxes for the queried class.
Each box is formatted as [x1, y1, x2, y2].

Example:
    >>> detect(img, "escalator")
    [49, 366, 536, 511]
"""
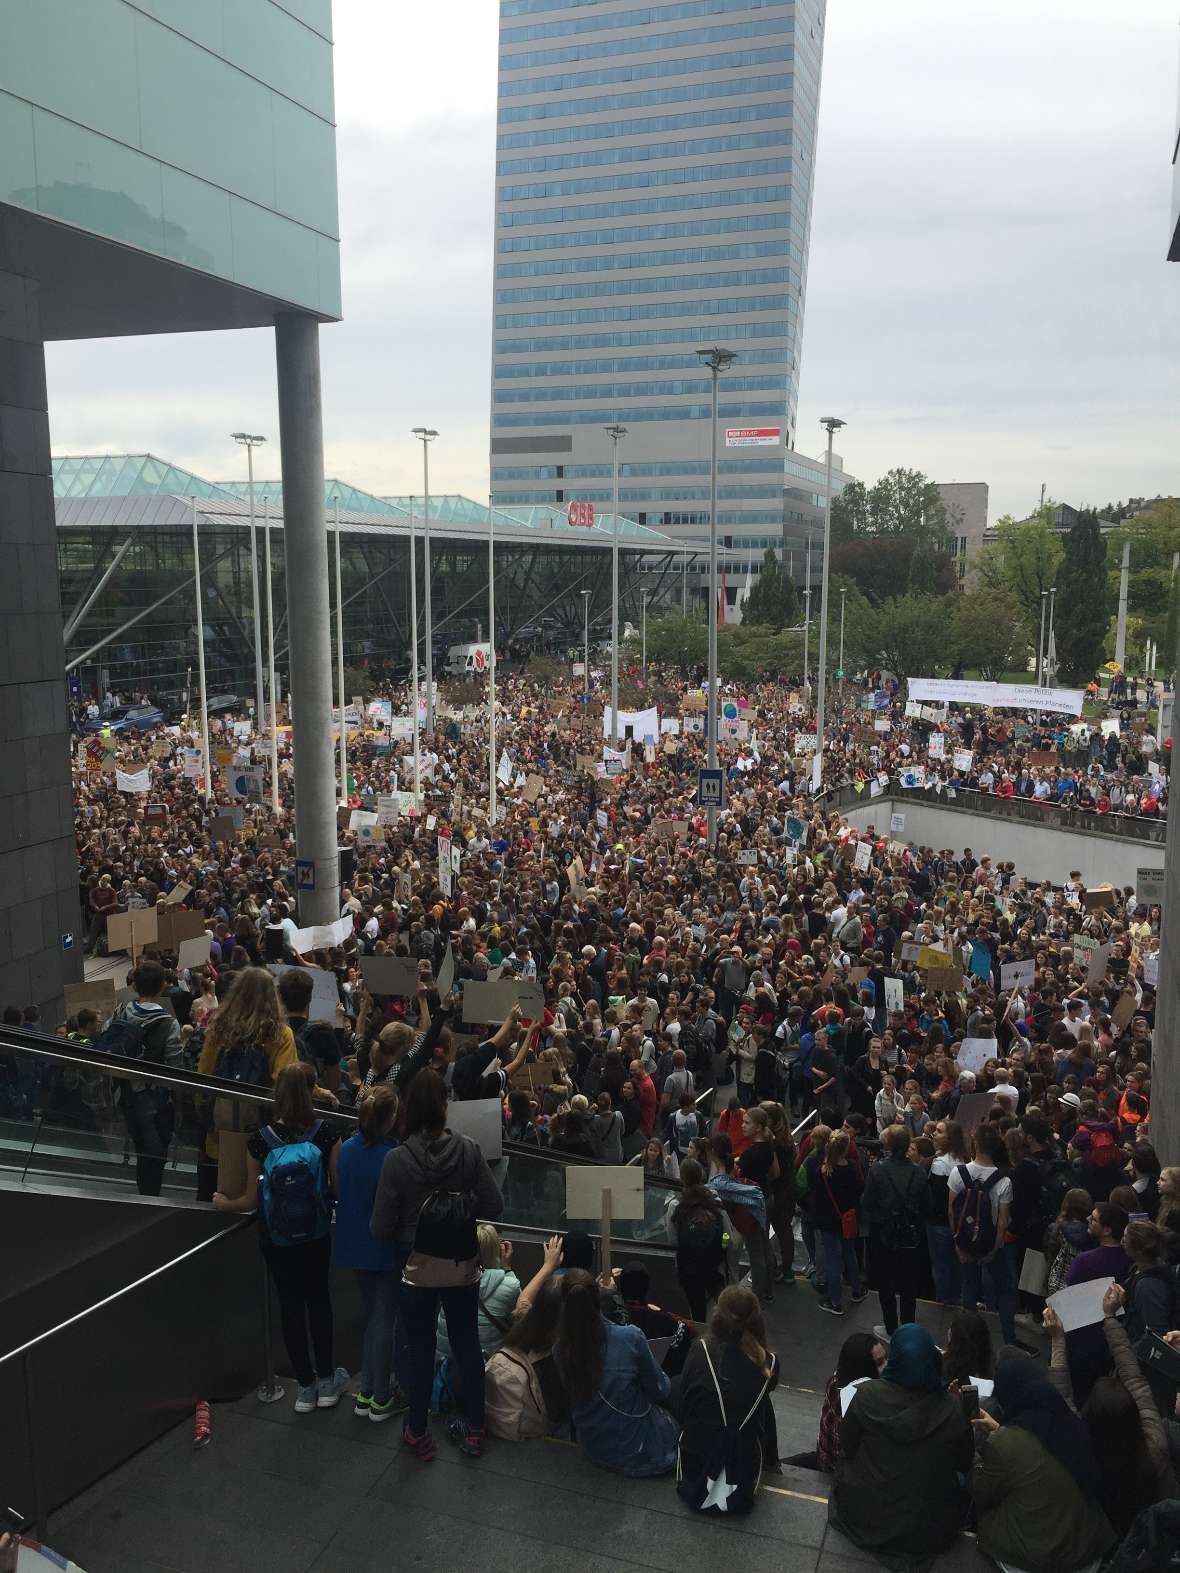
[0, 1028, 687, 1534]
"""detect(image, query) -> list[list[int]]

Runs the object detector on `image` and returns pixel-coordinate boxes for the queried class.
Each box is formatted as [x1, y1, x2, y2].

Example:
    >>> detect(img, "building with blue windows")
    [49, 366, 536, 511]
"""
[489, 0, 845, 602]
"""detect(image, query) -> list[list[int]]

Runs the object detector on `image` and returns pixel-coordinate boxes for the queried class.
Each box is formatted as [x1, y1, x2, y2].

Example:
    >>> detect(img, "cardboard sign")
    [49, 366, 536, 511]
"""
[522, 773, 545, 804]
[63, 978, 117, 1022]
[565, 1164, 645, 1223]
[153, 906, 207, 956]
[269, 964, 339, 1023]
[1111, 990, 1137, 1031]
[1136, 866, 1165, 908]
[360, 955, 421, 997]
[163, 883, 192, 906]
[445, 1097, 504, 1161]
[1082, 885, 1117, 912]
[508, 1059, 559, 1093]
[954, 1090, 995, 1137]
[926, 967, 964, 993]
[736, 849, 759, 866]
[177, 934, 212, 970]
[210, 813, 238, 844]
[652, 819, 691, 841]
[106, 905, 159, 958]
[917, 945, 951, 970]
[1000, 958, 1035, 992]
[958, 1037, 999, 1076]
[461, 979, 545, 1024]
[437, 944, 456, 998]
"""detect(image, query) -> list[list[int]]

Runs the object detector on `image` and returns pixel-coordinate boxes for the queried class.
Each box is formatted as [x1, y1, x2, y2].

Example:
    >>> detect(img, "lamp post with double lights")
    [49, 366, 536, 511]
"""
[411, 427, 438, 736]
[230, 432, 267, 731]
[695, 345, 738, 845]
[815, 415, 847, 789]
[604, 423, 626, 747]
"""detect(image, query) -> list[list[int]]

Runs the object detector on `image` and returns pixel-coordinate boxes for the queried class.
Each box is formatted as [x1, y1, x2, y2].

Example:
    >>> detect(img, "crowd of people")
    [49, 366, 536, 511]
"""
[23, 662, 1176, 1561]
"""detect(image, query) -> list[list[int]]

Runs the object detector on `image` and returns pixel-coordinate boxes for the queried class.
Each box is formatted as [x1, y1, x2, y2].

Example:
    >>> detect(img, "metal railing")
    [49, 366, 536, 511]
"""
[824, 777, 1167, 844]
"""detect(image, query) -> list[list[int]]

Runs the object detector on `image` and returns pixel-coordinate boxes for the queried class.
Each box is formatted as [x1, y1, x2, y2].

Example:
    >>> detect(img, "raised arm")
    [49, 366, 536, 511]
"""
[1102, 1286, 1172, 1471]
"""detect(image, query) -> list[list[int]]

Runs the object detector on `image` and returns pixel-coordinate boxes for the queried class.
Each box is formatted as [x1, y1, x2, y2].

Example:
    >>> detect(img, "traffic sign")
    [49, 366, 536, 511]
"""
[697, 768, 725, 809]
[295, 858, 316, 892]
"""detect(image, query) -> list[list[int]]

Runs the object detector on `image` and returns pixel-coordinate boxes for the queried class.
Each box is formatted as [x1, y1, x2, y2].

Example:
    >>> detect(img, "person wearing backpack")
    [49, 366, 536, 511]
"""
[94, 958, 184, 1196]
[948, 1124, 1018, 1347]
[213, 1063, 347, 1414]
[670, 1159, 731, 1321]
[484, 1233, 570, 1441]
[369, 1067, 503, 1461]
[674, 1286, 779, 1515]
[195, 967, 299, 1201]
[862, 1124, 929, 1338]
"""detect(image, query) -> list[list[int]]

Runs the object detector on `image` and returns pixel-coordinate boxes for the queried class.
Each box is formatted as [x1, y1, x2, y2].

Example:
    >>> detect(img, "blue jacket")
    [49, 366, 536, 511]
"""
[335, 1133, 399, 1272]
[568, 1321, 678, 1477]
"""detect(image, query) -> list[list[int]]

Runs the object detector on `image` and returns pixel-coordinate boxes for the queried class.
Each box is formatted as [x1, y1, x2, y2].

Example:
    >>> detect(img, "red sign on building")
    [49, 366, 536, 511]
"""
[566, 500, 595, 528]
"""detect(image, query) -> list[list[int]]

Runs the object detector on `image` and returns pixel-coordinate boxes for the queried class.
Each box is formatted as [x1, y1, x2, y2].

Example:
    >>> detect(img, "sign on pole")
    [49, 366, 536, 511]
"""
[697, 768, 725, 809]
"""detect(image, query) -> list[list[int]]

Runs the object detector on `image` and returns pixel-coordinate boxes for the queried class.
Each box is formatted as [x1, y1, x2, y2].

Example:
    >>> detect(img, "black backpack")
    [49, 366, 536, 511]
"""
[877, 1164, 923, 1252]
[677, 1205, 727, 1285]
[94, 1007, 152, 1061]
[409, 1139, 479, 1266]
[677, 1341, 774, 1516]
[951, 1165, 1001, 1259]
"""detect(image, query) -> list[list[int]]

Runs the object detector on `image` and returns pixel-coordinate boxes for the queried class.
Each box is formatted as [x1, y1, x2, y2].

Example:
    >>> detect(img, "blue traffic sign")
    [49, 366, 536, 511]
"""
[295, 858, 316, 892]
[697, 768, 725, 809]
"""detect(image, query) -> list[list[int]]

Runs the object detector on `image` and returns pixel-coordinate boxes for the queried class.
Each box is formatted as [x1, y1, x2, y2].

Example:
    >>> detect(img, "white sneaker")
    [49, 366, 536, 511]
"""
[873, 1324, 893, 1343]
[316, 1366, 350, 1408]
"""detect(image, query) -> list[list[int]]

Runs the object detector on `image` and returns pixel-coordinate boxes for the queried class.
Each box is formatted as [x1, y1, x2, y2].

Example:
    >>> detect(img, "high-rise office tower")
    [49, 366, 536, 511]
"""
[489, 0, 835, 599]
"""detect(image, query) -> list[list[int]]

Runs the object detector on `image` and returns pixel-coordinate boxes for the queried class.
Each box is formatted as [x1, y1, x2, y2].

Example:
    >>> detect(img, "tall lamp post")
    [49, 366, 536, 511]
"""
[604, 423, 627, 746]
[641, 589, 649, 678]
[231, 432, 267, 731]
[581, 588, 591, 692]
[1037, 590, 1048, 685]
[332, 495, 347, 807]
[815, 415, 847, 788]
[695, 345, 737, 846]
[412, 427, 438, 737]
[838, 587, 847, 697]
[263, 497, 280, 815]
[1046, 586, 1057, 684]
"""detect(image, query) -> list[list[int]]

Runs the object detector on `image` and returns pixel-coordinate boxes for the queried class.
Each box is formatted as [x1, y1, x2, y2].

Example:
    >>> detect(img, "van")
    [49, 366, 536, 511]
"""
[444, 642, 493, 677]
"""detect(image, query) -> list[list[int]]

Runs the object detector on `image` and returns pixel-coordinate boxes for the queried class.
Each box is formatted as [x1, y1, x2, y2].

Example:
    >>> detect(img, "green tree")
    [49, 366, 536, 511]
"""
[976, 504, 1064, 628]
[1053, 509, 1108, 684]
[717, 624, 803, 682]
[866, 467, 949, 543]
[640, 615, 707, 671]
[742, 547, 799, 630]
[829, 478, 872, 544]
[866, 593, 952, 679]
[1103, 498, 1180, 656]
[951, 587, 1031, 679]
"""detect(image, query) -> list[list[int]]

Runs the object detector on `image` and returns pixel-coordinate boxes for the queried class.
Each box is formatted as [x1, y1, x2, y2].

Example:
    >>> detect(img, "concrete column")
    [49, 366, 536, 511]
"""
[0, 215, 83, 1019]
[1114, 541, 1130, 671]
[1152, 667, 1180, 1165]
[274, 313, 339, 925]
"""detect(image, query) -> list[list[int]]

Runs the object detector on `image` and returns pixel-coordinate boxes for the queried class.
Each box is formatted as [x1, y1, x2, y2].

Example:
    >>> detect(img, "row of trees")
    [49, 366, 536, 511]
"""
[642, 468, 1178, 687]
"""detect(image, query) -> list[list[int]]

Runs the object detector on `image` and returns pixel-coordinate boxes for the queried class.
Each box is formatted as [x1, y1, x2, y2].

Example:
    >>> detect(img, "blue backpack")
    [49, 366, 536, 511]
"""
[213, 1039, 271, 1090]
[258, 1122, 332, 1247]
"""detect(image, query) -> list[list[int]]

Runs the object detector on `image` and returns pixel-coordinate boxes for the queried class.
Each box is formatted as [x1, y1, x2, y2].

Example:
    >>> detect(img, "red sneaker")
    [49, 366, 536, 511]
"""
[402, 1422, 436, 1461]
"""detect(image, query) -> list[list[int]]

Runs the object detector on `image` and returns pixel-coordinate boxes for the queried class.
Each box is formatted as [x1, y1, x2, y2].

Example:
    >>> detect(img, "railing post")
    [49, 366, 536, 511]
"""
[257, 1258, 285, 1404]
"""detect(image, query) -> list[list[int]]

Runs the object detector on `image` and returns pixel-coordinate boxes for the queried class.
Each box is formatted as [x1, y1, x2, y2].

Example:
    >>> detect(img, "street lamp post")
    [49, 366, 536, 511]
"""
[604, 423, 626, 746]
[695, 345, 737, 846]
[263, 497, 280, 815]
[1047, 586, 1057, 684]
[190, 498, 211, 804]
[838, 587, 847, 696]
[641, 589, 649, 678]
[412, 427, 438, 737]
[815, 415, 847, 789]
[1037, 591, 1048, 686]
[231, 432, 267, 730]
[581, 588, 591, 692]
[407, 495, 422, 811]
[332, 495, 347, 807]
[802, 584, 811, 693]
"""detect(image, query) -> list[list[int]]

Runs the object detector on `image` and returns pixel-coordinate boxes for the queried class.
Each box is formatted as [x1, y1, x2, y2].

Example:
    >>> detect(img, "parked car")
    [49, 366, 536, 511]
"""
[79, 703, 164, 734]
[204, 693, 246, 716]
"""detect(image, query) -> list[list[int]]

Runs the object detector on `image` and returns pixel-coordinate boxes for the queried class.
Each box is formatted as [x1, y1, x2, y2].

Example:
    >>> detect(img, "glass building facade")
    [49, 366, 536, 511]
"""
[490, 0, 838, 585]
[54, 456, 681, 705]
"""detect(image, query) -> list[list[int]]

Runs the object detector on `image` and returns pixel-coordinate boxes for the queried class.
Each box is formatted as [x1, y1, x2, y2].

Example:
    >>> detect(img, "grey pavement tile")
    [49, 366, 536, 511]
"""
[819, 1524, 877, 1564]
[367, 1448, 826, 1567]
[49, 1495, 326, 1573]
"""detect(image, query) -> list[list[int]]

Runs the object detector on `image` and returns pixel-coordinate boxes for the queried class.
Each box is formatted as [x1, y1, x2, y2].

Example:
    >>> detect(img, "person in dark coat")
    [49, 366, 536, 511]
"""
[829, 1324, 973, 1571]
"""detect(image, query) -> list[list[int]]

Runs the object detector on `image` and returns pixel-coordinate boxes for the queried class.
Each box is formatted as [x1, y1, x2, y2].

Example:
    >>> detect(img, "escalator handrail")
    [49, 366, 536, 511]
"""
[0, 1026, 689, 1187]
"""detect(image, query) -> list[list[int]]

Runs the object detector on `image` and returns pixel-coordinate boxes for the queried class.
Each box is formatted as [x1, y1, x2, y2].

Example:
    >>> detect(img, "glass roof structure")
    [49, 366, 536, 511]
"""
[50, 455, 674, 544]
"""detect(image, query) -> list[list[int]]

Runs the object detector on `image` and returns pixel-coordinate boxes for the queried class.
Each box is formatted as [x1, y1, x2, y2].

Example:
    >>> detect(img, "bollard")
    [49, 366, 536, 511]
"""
[256, 1258, 285, 1404]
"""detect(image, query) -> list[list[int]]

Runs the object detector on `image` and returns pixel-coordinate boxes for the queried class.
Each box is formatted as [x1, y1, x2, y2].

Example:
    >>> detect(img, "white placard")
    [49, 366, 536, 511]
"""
[1000, 958, 1035, 992]
[177, 934, 211, 969]
[907, 677, 1085, 716]
[884, 976, 903, 1013]
[854, 841, 871, 872]
[446, 1096, 504, 1161]
[958, 1037, 999, 1076]
[953, 749, 973, 772]
[565, 1163, 645, 1222]
[928, 732, 945, 759]
[1144, 953, 1159, 987]
[874, 718, 890, 734]
[1046, 1277, 1115, 1333]
[889, 813, 906, 834]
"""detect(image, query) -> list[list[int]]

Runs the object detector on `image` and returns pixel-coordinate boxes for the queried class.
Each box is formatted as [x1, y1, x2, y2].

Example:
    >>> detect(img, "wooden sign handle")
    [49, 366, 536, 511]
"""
[600, 1186, 612, 1280]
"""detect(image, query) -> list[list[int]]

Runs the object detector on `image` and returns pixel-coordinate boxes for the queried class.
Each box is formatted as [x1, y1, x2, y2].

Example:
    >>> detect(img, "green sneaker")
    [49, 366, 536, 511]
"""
[370, 1387, 410, 1424]
[354, 1392, 373, 1417]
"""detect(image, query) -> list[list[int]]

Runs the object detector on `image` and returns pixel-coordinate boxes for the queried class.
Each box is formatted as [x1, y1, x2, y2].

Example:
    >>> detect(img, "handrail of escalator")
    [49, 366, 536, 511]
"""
[0, 1026, 687, 1185]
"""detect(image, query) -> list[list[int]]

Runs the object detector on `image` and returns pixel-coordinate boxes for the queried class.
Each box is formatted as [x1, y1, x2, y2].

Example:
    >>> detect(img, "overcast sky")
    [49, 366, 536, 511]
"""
[45, 0, 1180, 521]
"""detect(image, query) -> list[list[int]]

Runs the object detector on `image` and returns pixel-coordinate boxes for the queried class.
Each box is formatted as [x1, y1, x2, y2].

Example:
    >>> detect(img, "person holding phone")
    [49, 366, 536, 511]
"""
[970, 1354, 1117, 1571]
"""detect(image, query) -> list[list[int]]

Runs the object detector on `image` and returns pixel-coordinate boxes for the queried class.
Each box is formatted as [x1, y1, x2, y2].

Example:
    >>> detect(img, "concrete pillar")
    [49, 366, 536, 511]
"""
[274, 313, 340, 925]
[0, 215, 83, 1019]
[1153, 658, 1180, 1165]
[1114, 541, 1130, 671]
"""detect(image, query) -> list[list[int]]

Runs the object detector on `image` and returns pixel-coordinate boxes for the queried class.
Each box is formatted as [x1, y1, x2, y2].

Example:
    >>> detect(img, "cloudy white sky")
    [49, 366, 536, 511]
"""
[45, 0, 1180, 521]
